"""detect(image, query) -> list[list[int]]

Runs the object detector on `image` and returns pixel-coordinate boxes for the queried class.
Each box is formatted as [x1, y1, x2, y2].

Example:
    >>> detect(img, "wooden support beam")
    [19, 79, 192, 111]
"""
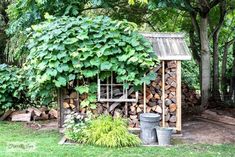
[99, 99, 137, 102]
[125, 102, 128, 117]
[97, 75, 100, 100]
[176, 61, 182, 132]
[111, 72, 113, 99]
[76, 80, 79, 112]
[162, 61, 165, 127]
[107, 78, 109, 112]
[58, 88, 64, 128]
[143, 74, 146, 113]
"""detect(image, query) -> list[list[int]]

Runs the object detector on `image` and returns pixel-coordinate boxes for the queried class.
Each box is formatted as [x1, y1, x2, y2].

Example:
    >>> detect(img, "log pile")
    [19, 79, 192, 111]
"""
[0, 107, 58, 122]
[63, 92, 79, 113]
[127, 61, 178, 128]
[181, 84, 200, 113]
[60, 61, 200, 128]
[127, 61, 200, 128]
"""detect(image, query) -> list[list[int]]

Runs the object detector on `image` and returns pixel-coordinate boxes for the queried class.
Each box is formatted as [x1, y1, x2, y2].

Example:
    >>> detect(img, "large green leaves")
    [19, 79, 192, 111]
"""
[64, 38, 78, 45]
[100, 61, 112, 71]
[54, 76, 67, 87]
[25, 16, 158, 109]
[75, 85, 89, 94]
[0, 64, 29, 110]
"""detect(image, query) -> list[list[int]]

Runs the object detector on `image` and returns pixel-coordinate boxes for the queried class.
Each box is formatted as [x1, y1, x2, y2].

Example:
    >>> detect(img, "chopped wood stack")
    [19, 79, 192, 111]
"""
[63, 92, 79, 112]
[62, 90, 101, 124]
[181, 84, 200, 113]
[127, 61, 199, 128]
[59, 61, 200, 128]
[0, 107, 58, 122]
[127, 61, 178, 128]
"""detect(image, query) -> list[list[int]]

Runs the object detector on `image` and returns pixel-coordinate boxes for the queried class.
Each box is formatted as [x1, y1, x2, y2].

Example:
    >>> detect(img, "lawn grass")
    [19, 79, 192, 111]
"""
[0, 122, 234, 157]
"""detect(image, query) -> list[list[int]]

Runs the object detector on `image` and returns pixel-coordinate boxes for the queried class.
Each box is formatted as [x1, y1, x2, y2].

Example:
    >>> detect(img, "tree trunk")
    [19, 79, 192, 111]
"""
[0, 0, 9, 64]
[0, 32, 7, 63]
[212, 1, 226, 101]
[200, 15, 210, 109]
[212, 33, 220, 100]
[189, 28, 200, 64]
[221, 39, 234, 100]
[221, 43, 229, 100]
[229, 42, 235, 101]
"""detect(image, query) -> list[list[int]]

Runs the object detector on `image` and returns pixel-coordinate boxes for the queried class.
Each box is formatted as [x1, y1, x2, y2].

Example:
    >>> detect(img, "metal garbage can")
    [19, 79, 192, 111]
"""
[140, 113, 160, 144]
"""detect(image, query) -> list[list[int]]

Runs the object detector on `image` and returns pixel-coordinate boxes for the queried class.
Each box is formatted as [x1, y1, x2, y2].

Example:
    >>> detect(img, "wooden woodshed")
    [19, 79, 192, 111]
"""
[141, 32, 191, 132]
[58, 32, 191, 133]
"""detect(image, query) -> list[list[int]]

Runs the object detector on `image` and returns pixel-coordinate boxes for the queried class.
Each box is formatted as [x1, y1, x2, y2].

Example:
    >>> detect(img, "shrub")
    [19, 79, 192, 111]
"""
[0, 64, 29, 110]
[80, 115, 141, 147]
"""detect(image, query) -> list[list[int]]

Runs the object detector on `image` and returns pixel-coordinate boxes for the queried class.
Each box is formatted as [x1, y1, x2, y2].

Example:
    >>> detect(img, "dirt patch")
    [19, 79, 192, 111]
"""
[25, 115, 235, 144]
[174, 117, 235, 144]
[210, 108, 235, 118]
[25, 120, 58, 131]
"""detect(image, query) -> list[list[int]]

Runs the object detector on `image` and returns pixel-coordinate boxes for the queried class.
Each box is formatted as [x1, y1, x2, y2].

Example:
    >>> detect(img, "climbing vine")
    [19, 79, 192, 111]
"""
[25, 15, 158, 108]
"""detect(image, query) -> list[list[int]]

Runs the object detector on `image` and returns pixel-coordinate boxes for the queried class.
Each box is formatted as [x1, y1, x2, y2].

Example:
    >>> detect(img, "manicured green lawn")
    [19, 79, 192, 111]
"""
[0, 122, 234, 157]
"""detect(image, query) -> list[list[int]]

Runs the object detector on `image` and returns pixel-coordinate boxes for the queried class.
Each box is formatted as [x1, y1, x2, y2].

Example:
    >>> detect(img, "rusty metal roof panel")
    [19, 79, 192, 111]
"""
[141, 32, 191, 60]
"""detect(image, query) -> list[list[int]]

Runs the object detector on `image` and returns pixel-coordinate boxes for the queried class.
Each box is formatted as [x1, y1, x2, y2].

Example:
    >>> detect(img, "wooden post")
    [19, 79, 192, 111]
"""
[57, 88, 61, 127]
[176, 61, 182, 132]
[162, 61, 165, 127]
[143, 74, 146, 113]
[97, 75, 100, 101]
[76, 80, 79, 112]
[57, 88, 64, 128]
[107, 78, 110, 112]
[125, 83, 128, 117]
[125, 102, 128, 117]
[111, 72, 113, 99]
[135, 90, 139, 102]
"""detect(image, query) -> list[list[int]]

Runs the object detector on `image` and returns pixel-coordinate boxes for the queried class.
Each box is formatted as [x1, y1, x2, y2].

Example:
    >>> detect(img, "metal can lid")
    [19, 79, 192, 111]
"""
[140, 113, 160, 122]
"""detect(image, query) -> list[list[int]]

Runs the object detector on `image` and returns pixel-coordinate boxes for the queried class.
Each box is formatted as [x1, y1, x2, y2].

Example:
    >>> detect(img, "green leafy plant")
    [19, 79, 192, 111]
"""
[80, 115, 141, 147]
[0, 64, 29, 110]
[25, 15, 158, 108]
[182, 60, 200, 90]
[64, 112, 91, 141]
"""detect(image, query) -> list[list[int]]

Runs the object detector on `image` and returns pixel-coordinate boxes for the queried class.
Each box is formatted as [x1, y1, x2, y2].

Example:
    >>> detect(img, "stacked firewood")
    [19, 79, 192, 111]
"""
[60, 61, 200, 128]
[128, 61, 178, 128]
[63, 92, 79, 114]
[181, 84, 200, 113]
[0, 107, 58, 122]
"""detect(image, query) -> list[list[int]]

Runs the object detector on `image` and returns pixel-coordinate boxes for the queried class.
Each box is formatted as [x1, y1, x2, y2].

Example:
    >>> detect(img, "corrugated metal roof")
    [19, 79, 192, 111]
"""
[141, 32, 191, 60]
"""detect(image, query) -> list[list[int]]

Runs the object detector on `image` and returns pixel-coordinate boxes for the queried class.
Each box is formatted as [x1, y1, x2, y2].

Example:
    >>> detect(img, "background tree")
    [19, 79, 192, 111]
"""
[0, 0, 10, 64]
[5, 0, 107, 63]
[219, 10, 235, 101]
[131, 0, 235, 108]
[130, 0, 222, 108]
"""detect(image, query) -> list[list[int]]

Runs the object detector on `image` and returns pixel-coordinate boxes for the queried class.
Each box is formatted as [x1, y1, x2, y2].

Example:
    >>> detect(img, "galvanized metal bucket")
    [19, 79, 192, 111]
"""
[156, 127, 173, 146]
[140, 113, 160, 145]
